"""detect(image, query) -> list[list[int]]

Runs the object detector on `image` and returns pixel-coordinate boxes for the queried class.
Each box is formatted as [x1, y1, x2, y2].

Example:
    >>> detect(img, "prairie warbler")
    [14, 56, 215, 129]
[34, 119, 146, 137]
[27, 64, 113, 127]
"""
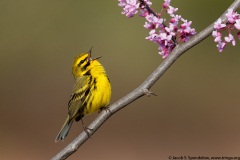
[55, 48, 111, 142]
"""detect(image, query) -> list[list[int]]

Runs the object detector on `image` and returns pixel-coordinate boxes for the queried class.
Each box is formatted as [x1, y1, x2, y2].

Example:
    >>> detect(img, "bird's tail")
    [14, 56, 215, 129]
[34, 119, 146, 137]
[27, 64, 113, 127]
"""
[55, 116, 74, 142]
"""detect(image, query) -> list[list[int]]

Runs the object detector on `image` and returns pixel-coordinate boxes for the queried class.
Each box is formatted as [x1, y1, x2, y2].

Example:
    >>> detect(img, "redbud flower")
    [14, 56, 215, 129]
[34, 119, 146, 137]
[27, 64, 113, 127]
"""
[225, 33, 236, 46]
[118, 0, 140, 18]
[139, 8, 149, 17]
[144, 14, 163, 30]
[167, 6, 178, 17]
[234, 19, 240, 30]
[179, 20, 196, 42]
[170, 15, 181, 25]
[226, 9, 239, 24]
[142, 0, 152, 6]
[146, 30, 159, 42]
[214, 19, 226, 30]
[212, 31, 222, 42]
[165, 24, 176, 36]
[160, 33, 172, 45]
[212, 8, 239, 52]
[118, 0, 196, 58]
[217, 41, 226, 52]
[163, 0, 171, 8]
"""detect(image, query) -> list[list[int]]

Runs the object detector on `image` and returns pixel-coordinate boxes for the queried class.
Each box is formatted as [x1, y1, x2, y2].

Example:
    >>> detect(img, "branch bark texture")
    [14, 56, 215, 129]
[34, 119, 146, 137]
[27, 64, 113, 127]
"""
[52, 1, 240, 159]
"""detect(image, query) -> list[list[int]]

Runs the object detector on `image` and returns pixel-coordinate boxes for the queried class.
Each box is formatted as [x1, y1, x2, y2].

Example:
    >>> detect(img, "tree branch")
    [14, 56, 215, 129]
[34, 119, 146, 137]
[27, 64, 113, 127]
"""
[51, 1, 240, 159]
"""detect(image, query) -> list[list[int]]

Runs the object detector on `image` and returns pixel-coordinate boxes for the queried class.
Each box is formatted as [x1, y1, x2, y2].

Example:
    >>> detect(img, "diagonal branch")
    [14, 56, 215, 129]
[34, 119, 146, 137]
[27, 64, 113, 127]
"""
[51, 1, 240, 159]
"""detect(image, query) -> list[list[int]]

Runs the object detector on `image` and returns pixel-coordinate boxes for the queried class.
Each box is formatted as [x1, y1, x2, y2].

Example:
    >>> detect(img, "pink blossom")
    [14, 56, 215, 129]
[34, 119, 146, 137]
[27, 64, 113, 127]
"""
[163, 0, 171, 8]
[170, 15, 181, 25]
[118, 0, 196, 58]
[217, 41, 226, 52]
[212, 9, 240, 52]
[139, 8, 149, 17]
[159, 50, 169, 59]
[144, 21, 153, 30]
[179, 20, 196, 42]
[180, 20, 192, 29]
[146, 30, 159, 42]
[144, 14, 163, 30]
[212, 31, 222, 42]
[142, 0, 152, 6]
[226, 9, 239, 24]
[225, 33, 236, 46]
[234, 19, 240, 30]
[118, 0, 140, 18]
[159, 33, 172, 45]
[167, 6, 178, 17]
[165, 24, 176, 36]
[214, 19, 226, 30]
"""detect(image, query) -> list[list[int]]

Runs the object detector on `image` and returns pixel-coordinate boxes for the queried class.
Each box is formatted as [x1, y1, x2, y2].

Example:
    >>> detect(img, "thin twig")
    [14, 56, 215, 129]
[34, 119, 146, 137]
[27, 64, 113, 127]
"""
[51, 1, 240, 159]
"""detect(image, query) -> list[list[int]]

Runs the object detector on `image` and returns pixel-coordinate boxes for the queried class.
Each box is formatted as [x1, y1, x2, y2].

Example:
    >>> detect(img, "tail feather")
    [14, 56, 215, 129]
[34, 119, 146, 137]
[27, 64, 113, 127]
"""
[55, 116, 74, 142]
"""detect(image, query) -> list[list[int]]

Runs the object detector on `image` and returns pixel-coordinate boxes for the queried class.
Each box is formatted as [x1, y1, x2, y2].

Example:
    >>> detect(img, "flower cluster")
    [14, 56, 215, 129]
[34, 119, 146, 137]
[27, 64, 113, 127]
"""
[212, 9, 240, 52]
[118, 0, 140, 18]
[118, 0, 196, 58]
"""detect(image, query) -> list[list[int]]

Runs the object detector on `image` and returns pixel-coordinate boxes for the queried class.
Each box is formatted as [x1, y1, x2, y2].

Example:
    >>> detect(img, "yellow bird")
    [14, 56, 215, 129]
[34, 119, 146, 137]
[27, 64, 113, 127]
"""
[55, 48, 111, 142]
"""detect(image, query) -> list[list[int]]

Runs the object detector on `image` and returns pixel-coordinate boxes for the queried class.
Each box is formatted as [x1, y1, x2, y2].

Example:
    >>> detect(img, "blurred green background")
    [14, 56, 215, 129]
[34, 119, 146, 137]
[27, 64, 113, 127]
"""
[1, 0, 240, 159]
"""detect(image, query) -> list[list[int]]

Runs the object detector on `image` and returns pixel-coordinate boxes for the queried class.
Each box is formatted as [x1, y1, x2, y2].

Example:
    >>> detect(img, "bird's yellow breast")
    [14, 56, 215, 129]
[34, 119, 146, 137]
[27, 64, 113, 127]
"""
[82, 60, 111, 114]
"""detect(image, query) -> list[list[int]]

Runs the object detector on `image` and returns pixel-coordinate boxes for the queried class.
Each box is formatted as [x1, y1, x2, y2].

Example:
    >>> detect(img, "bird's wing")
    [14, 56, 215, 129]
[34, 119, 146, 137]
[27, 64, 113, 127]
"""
[68, 76, 89, 120]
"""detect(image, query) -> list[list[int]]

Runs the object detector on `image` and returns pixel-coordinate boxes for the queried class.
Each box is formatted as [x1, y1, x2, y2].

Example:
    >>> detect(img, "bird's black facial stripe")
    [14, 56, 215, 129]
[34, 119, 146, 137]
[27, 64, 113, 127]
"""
[77, 57, 88, 67]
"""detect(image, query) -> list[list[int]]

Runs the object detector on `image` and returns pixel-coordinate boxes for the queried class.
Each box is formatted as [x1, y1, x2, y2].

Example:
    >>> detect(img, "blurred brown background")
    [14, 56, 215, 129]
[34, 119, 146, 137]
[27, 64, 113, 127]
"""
[1, 0, 240, 159]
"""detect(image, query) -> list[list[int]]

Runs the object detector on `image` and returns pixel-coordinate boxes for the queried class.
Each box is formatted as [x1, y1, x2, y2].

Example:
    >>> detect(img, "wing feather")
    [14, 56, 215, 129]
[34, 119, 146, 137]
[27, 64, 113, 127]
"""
[67, 76, 90, 120]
